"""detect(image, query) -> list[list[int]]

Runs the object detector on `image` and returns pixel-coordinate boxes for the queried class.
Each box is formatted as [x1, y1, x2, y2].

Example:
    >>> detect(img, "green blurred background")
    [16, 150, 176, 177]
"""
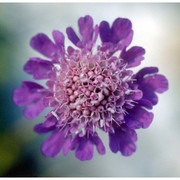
[0, 3, 180, 177]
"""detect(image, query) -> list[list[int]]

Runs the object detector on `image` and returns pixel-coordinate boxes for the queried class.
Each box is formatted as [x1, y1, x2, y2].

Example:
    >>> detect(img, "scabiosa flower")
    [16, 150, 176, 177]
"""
[13, 15, 168, 161]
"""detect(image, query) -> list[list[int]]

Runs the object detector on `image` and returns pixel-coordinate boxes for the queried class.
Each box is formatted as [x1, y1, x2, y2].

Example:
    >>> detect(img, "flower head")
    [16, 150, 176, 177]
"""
[13, 15, 168, 161]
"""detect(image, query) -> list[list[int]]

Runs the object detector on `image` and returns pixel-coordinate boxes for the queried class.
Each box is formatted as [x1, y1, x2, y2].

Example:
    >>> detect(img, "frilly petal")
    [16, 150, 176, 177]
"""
[135, 67, 168, 106]
[75, 138, 94, 161]
[90, 133, 106, 155]
[52, 30, 65, 47]
[99, 21, 111, 43]
[78, 15, 94, 46]
[99, 18, 133, 48]
[140, 84, 159, 105]
[109, 125, 137, 156]
[109, 131, 119, 153]
[30, 33, 56, 58]
[24, 98, 45, 119]
[41, 130, 71, 157]
[13, 81, 48, 119]
[52, 30, 65, 56]
[144, 74, 169, 93]
[137, 99, 153, 110]
[34, 114, 57, 134]
[66, 27, 80, 47]
[24, 57, 54, 80]
[125, 106, 154, 129]
[71, 133, 105, 161]
[111, 18, 132, 44]
[121, 46, 145, 68]
[135, 67, 159, 81]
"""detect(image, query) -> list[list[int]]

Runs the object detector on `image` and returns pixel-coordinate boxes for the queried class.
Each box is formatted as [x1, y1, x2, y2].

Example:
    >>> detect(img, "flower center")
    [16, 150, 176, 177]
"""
[52, 51, 133, 136]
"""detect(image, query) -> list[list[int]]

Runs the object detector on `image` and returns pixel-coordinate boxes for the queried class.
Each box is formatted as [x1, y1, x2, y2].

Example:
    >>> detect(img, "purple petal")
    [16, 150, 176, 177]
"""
[138, 99, 153, 110]
[24, 98, 45, 119]
[109, 132, 119, 153]
[41, 130, 66, 157]
[66, 27, 80, 47]
[111, 18, 132, 44]
[71, 133, 105, 161]
[121, 46, 145, 68]
[34, 114, 57, 134]
[135, 67, 168, 106]
[120, 142, 136, 156]
[24, 58, 54, 79]
[99, 21, 111, 43]
[125, 107, 154, 129]
[70, 135, 79, 150]
[99, 18, 133, 46]
[30, 33, 56, 58]
[78, 15, 94, 46]
[144, 74, 169, 93]
[99, 18, 133, 50]
[13, 81, 47, 119]
[74, 136, 94, 161]
[140, 84, 159, 105]
[13, 81, 44, 106]
[90, 133, 106, 155]
[52, 30, 65, 57]
[109, 125, 137, 156]
[52, 30, 65, 47]
[135, 67, 159, 81]
[119, 30, 133, 49]
[118, 126, 137, 156]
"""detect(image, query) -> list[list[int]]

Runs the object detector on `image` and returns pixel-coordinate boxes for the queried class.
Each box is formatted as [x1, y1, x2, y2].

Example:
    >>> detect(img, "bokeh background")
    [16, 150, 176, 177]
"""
[0, 3, 179, 177]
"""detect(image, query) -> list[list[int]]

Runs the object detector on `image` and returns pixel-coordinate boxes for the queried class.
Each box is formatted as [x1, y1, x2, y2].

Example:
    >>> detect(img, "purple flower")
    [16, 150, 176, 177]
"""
[13, 15, 168, 161]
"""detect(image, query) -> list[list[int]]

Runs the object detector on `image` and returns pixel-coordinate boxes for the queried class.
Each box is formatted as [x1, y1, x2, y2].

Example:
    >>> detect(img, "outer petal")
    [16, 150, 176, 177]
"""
[34, 114, 57, 134]
[74, 136, 94, 161]
[52, 30, 65, 56]
[71, 133, 105, 161]
[52, 30, 65, 47]
[13, 81, 44, 106]
[120, 126, 137, 156]
[24, 98, 45, 119]
[138, 99, 153, 110]
[66, 27, 80, 47]
[78, 15, 94, 46]
[139, 83, 159, 105]
[134, 67, 168, 107]
[121, 46, 145, 68]
[120, 31, 133, 49]
[99, 21, 111, 43]
[13, 81, 47, 119]
[109, 125, 137, 156]
[99, 18, 133, 47]
[41, 130, 68, 157]
[143, 74, 169, 93]
[135, 67, 159, 81]
[30, 33, 56, 58]
[135, 67, 168, 106]
[111, 18, 132, 44]
[109, 131, 120, 153]
[125, 106, 154, 129]
[90, 133, 106, 155]
[24, 58, 54, 79]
